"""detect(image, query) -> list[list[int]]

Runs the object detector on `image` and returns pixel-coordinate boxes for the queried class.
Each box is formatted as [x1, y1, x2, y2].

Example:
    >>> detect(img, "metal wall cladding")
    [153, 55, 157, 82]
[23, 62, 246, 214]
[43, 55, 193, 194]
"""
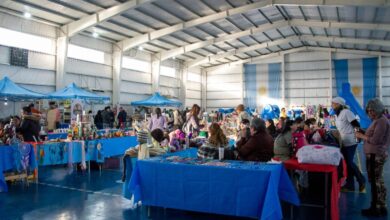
[120, 81, 152, 94]
[207, 91, 241, 100]
[0, 12, 57, 39]
[160, 76, 180, 88]
[206, 99, 242, 108]
[28, 51, 56, 71]
[159, 86, 179, 98]
[121, 69, 152, 84]
[186, 90, 201, 99]
[185, 99, 201, 108]
[186, 82, 201, 91]
[66, 58, 113, 79]
[0, 64, 55, 87]
[65, 73, 112, 91]
[120, 93, 150, 105]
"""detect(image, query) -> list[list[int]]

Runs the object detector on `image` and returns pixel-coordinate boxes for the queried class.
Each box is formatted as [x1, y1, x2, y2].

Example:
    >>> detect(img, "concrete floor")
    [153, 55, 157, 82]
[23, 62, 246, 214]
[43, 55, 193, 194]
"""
[1, 146, 389, 220]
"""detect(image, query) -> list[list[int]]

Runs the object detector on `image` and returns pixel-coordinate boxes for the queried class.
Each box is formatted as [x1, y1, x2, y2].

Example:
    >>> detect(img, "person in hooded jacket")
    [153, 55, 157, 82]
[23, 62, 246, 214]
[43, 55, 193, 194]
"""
[17, 106, 40, 142]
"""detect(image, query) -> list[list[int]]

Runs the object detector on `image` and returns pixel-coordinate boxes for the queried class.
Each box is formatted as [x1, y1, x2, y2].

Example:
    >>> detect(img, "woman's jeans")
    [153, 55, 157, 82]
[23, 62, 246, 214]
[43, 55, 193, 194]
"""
[341, 144, 365, 189]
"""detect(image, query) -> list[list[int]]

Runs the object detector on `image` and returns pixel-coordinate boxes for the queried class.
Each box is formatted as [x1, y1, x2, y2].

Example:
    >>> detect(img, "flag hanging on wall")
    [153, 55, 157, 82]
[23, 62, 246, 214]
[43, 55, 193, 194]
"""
[333, 57, 378, 108]
[244, 63, 281, 109]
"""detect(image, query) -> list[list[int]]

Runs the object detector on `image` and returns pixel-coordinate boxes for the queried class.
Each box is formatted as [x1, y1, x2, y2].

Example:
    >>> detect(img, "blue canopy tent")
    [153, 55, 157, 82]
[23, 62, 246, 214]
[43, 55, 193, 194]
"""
[48, 83, 110, 102]
[131, 92, 182, 107]
[0, 76, 47, 101]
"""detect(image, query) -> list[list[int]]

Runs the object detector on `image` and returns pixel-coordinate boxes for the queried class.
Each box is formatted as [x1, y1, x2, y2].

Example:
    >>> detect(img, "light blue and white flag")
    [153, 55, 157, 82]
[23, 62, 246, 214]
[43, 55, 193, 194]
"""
[333, 57, 377, 107]
[244, 63, 281, 109]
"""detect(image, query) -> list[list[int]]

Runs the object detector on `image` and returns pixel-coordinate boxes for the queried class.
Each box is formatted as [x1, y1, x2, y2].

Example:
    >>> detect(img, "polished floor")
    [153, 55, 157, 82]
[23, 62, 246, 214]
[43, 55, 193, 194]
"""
[1, 150, 389, 220]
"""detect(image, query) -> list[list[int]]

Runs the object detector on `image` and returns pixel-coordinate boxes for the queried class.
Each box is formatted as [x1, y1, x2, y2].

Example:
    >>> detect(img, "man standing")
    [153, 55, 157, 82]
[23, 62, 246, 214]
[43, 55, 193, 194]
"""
[102, 106, 111, 128]
[332, 97, 365, 192]
[117, 107, 127, 129]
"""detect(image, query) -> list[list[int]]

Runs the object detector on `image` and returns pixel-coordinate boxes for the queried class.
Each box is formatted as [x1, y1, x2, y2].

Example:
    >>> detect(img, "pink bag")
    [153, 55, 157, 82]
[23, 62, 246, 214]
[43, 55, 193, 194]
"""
[292, 131, 306, 156]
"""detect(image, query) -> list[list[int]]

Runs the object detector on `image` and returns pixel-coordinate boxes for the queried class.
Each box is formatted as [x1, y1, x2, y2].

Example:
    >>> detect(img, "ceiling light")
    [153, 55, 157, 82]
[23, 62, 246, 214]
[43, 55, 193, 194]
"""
[92, 32, 99, 38]
[4, 101, 8, 106]
[172, 56, 176, 60]
[24, 12, 32, 18]
[138, 46, 143, 51]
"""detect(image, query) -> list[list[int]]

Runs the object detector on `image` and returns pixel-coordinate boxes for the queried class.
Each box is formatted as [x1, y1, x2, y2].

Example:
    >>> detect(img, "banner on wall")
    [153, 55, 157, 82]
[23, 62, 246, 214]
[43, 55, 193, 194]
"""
[333, 57, 378, 108]
[244, 63, 281, 109]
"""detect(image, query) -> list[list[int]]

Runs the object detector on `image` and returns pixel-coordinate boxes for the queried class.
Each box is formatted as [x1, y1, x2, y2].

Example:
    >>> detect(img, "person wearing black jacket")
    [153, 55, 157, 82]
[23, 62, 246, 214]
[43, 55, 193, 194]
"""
[17, 106, 40, 142]
[94, 110, 103, 129]
[117, 107, 127, 128]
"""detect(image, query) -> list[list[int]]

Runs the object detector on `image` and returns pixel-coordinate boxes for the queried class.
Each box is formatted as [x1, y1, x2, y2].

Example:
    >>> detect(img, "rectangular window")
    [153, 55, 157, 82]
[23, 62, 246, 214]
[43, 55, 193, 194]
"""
[122, 57, 151, 72]
[67, 44, 105, 64]
[0, 27, 54, 54]
[160, 66, 176, 78]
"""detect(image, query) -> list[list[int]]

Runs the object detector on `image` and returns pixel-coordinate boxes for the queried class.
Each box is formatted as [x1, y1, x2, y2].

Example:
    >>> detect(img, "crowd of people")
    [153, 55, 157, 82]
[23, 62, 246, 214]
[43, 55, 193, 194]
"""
[124, 97, 389, 217]
[0, 104, 41, 144]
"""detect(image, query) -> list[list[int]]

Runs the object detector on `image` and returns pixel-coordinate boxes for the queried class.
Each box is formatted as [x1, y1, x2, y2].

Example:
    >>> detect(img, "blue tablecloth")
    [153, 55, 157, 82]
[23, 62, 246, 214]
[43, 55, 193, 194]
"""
[0, 144, 37, 192]
[36, 141, 85, 166]
[37, 136, 138, 165]
[88, 136, 138, 162]
[127, 149, 300, 220]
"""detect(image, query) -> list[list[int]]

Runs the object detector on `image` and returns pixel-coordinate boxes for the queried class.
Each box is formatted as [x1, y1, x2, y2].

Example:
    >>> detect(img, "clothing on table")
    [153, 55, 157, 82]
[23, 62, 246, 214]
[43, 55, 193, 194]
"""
[236, 131, 274, 162]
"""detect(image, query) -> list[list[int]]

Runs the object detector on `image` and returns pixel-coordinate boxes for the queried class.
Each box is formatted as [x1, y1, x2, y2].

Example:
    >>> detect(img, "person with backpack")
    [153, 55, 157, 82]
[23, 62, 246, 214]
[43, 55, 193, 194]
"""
[332, 97, 365, 192]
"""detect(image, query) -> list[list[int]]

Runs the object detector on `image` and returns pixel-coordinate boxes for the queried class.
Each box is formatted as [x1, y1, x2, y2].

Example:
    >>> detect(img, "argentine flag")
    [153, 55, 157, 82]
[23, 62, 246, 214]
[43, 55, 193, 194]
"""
[244, 63, 281, 109]
[333, 57, 378, 108]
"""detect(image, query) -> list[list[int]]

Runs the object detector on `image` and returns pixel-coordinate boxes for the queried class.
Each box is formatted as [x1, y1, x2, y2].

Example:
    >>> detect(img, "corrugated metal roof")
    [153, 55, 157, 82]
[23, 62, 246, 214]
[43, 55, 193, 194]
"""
[0, 0, 389, 67]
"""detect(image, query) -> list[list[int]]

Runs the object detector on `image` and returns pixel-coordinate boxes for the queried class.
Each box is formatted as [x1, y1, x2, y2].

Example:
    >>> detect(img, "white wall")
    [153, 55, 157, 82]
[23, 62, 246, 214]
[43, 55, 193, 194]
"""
[0, 11, 190, 116]
[186, 67, 202, 108]
[206, 49, 390, 111]
[206, 64, 243, 111]
[285, 51, 331, 106]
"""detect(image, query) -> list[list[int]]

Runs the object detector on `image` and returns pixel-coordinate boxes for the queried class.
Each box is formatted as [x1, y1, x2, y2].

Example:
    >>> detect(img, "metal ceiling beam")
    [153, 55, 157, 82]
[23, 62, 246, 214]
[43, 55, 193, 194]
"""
[205, 45, 390, 71]
[119, 0, 388, 51]
[61, 0, 153, 37]
[205, 46, 309, 71]
[159, 20, 287, 60]
[160, 19, 390, 61]
[118, 1, 272, 51]
[188, 34, 390, 67]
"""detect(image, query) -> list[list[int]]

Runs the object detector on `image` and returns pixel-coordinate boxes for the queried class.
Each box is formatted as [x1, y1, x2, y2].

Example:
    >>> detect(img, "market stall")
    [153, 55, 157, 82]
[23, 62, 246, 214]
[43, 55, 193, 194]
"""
[127, 148, 300, 219]
[0, 143, 37, 192]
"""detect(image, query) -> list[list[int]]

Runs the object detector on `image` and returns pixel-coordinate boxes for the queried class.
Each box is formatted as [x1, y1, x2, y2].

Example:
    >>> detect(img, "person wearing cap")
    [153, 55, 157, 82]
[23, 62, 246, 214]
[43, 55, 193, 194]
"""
[331, 96, 365, 192]
[236, 118, 274, 162]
